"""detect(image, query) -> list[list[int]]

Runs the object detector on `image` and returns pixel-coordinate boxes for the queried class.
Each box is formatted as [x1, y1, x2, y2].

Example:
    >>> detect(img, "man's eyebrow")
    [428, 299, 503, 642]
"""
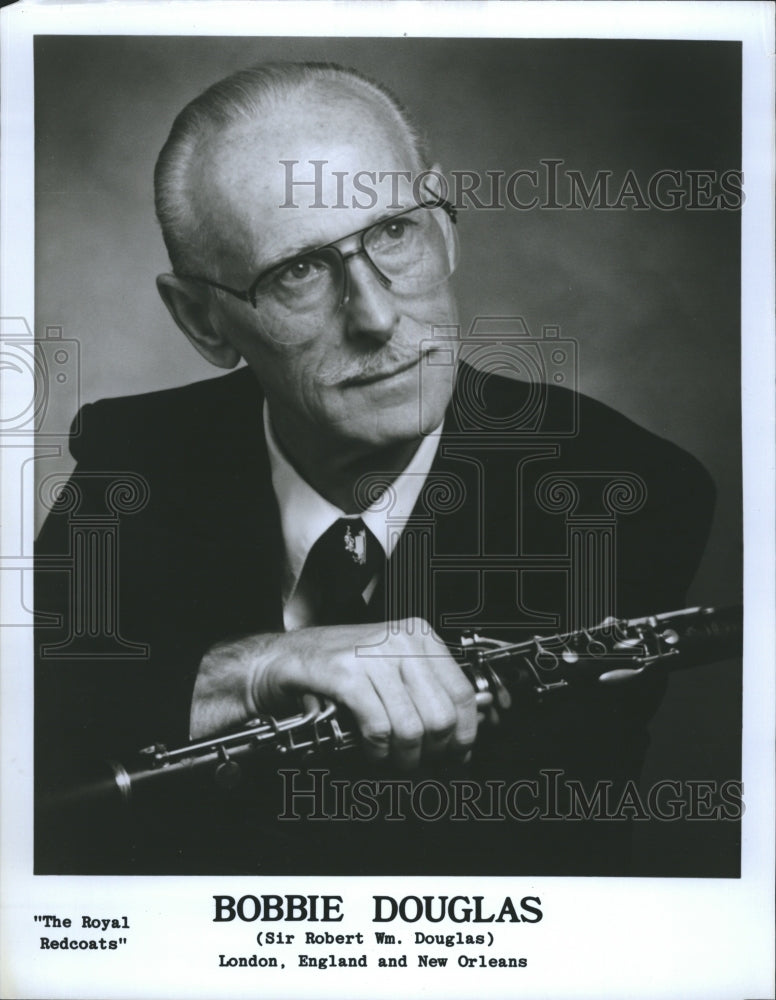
[257, 239, 328, 272]
[255, 207, 408, 274]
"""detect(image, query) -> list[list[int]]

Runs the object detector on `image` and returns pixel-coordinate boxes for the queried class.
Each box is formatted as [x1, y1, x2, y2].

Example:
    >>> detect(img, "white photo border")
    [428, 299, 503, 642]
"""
[1, 3, 773, 999]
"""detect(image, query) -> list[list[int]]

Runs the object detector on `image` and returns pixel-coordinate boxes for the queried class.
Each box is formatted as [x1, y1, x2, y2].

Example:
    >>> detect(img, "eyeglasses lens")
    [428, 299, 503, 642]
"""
[254, 205, 457, 344]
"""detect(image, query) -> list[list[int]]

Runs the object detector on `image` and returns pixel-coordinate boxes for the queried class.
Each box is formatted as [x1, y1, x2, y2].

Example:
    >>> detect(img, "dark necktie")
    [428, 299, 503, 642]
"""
[302, 517, 386, 625]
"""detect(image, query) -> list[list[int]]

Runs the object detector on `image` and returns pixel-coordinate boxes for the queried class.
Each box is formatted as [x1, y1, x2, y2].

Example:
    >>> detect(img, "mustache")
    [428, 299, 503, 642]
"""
[320, 343, 433, 386]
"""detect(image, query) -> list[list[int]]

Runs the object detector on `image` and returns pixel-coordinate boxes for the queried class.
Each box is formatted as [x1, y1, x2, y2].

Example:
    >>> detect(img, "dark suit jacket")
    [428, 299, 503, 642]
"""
[35, 364, 714, 874]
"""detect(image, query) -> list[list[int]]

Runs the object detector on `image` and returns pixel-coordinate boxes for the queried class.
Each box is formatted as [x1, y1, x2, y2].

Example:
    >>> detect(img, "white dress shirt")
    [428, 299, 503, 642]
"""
[263, 402, 442, 631]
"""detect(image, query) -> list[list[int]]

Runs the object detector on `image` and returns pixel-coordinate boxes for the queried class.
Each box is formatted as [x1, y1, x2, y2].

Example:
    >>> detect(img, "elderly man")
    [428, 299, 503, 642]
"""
[35, 62, 714, 874]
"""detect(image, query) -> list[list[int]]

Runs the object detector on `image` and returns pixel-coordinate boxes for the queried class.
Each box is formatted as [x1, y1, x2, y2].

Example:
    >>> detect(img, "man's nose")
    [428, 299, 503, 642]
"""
[341, 253, 399, 345]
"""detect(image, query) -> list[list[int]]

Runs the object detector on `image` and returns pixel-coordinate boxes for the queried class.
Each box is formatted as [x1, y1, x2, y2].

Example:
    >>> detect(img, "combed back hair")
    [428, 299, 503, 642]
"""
[154, 61, 430, 275]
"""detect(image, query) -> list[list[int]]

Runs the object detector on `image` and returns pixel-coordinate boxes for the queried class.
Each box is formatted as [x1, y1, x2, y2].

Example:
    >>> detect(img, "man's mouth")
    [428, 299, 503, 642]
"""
[339, 355, 422, 388]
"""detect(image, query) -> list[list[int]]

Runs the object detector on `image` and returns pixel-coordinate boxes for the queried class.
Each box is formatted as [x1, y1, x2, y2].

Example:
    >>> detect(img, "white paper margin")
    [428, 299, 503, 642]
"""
[1, 3, 774, 999]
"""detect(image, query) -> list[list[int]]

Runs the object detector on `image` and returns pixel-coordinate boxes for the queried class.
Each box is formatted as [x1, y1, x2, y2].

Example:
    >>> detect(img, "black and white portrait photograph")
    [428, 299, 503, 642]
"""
[1, 3, 773, 999]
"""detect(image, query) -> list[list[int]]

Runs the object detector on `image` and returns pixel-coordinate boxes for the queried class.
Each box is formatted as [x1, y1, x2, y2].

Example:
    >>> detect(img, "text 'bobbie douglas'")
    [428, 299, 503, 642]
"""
[213, 894, 543, 924]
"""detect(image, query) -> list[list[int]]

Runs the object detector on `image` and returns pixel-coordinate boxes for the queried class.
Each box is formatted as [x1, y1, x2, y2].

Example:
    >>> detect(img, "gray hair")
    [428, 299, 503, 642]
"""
[154, 61, 429, 275]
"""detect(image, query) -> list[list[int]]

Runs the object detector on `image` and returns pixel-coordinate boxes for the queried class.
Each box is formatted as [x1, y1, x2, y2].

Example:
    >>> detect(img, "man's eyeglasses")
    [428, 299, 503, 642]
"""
[180, 196, 458, 343]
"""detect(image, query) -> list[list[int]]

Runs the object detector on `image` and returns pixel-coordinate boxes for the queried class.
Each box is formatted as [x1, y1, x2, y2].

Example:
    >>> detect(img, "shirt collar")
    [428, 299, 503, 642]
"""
[263, 401, 442, 606]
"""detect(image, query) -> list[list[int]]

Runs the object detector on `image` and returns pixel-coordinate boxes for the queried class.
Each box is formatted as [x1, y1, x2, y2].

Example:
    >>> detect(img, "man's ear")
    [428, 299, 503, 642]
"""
[156, 274, 241, 369]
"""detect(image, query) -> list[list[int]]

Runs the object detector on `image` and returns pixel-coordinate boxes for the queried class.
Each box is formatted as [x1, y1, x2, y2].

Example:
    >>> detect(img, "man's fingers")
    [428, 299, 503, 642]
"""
[338, 649, 477, 767]
[431, 657, 479, 751]
[367, 664, 427, 770]
[330, 672, 393, 761]
[399, 658, 458, 758]
[239, 622, 487, 767]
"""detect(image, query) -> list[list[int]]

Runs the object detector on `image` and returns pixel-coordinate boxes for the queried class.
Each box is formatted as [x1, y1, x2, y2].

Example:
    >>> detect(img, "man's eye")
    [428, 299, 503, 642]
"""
[382, 220, 407, 240]
[373, 219, 412, 243]
[273, 256, 328, 289]
[279, 259, 319, 281]
[369, 217, 420, 256]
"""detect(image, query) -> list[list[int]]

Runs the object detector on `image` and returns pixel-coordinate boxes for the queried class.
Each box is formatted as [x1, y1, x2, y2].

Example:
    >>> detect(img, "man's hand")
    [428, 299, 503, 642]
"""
[191, 619, 479, 769]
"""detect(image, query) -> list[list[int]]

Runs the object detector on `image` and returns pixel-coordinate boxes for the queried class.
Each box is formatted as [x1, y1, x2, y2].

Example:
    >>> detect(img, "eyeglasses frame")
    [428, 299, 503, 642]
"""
[179, 194, 458, 311]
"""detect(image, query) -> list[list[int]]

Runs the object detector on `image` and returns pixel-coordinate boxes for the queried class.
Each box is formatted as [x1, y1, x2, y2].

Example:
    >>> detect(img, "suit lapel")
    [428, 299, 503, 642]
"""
[191, 367, 286, 637]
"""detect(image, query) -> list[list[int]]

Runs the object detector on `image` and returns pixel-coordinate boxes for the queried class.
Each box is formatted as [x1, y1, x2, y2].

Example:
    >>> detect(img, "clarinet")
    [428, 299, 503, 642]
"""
[47, 605, 742, 812]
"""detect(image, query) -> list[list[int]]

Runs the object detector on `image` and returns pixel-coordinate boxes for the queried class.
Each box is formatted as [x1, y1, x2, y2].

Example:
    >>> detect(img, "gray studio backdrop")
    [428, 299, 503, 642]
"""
[34, 36, 742, 875]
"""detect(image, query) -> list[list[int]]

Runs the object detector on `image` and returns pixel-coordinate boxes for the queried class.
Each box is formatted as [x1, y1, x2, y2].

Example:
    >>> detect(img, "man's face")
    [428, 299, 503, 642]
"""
[193, 87, 460, 454]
